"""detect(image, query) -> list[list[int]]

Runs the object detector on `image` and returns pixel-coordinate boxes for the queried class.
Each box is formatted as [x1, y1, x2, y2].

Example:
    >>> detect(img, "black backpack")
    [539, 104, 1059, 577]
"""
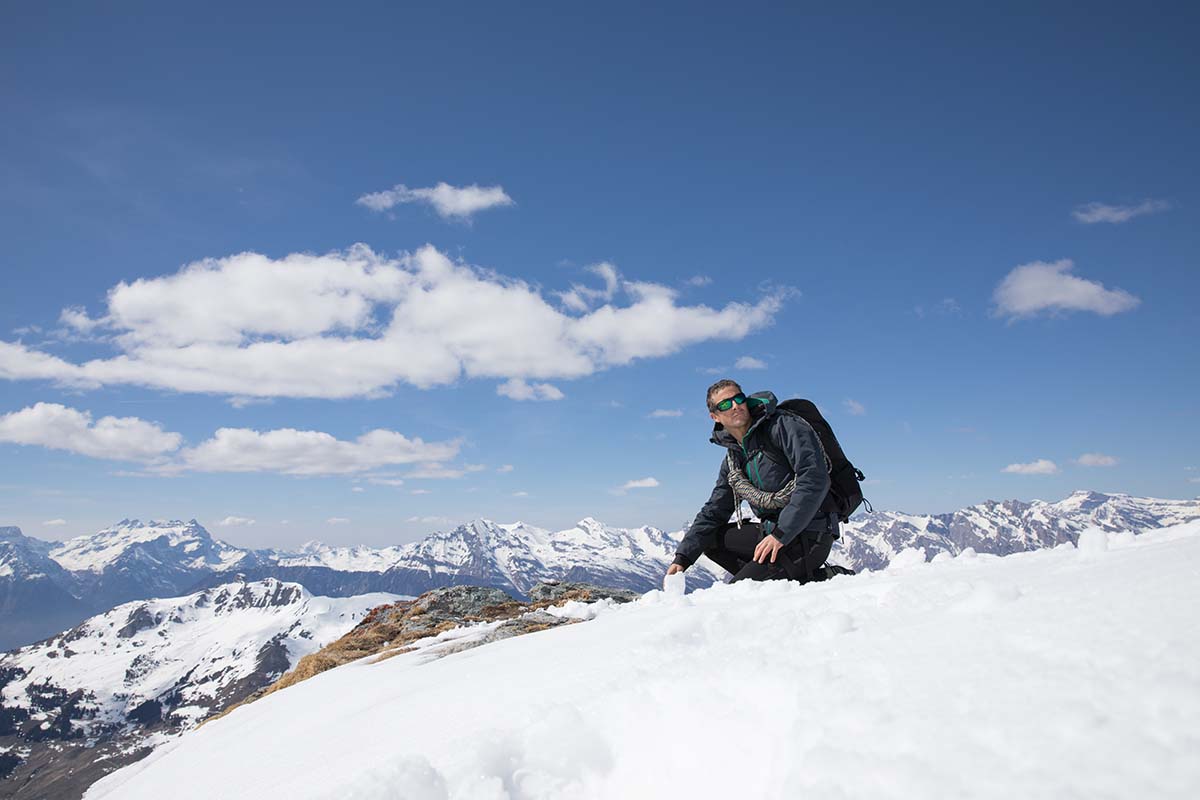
[775, 399, 868, 524]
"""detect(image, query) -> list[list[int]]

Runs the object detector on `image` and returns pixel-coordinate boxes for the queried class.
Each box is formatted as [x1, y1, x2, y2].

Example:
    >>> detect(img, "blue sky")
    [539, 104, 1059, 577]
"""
[2, 2, 1197, 548]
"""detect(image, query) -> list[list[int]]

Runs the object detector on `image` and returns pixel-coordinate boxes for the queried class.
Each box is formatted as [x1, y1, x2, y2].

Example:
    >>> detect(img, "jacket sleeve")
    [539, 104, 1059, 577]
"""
[771, 416, 831, 547]
[673, 458, 735, 569]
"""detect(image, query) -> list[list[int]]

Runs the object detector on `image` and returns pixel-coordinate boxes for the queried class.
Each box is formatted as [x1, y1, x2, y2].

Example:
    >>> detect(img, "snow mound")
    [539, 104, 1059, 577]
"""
[87, 521, 1200, 800]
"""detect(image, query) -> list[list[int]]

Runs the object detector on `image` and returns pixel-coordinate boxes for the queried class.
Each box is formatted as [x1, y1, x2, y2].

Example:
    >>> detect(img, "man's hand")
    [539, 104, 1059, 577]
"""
[666, 563, 685, 576]
[753, 534, 784, 564]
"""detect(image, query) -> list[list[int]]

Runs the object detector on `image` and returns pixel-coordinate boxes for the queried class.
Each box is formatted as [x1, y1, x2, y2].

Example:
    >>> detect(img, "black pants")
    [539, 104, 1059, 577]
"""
[703, 520, 834, 583]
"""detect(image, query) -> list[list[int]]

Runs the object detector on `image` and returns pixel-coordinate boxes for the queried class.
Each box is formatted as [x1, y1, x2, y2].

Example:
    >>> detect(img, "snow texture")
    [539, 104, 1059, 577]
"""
[87, 521, 1200, 800]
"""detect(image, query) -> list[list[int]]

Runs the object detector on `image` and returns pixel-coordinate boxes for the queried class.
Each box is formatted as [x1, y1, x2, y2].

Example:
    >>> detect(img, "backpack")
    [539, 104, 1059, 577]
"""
[774, 399, 869, 524]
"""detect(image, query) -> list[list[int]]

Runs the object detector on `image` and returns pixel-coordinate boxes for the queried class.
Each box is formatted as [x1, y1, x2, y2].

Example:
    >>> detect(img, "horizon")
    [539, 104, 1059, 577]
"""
[2, 3, 1197, 548]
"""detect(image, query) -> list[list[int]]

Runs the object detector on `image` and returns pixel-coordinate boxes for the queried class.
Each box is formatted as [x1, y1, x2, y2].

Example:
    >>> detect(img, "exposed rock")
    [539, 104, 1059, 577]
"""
[216, 581, 637, 721]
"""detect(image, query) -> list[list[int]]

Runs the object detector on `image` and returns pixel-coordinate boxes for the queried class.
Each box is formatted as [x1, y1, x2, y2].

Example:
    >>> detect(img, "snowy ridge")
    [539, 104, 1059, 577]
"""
[835, 489, 1200, 570]
[0, 578, 402, 795]
[85, 521, 1200, 800]
[49, 519, 252, 573]
[1, 578, 399, 734]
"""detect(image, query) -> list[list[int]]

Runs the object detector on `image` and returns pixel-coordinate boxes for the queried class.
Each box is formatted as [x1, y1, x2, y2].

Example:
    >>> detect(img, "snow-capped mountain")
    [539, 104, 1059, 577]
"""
[0, 578, 398, 799]
[835, 490, 1200, 570]
[5, 491, 1199, 653]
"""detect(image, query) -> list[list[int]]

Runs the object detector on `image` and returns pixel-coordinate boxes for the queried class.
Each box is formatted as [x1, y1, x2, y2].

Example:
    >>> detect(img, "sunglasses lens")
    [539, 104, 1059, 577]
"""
[714, 393, 745, 412]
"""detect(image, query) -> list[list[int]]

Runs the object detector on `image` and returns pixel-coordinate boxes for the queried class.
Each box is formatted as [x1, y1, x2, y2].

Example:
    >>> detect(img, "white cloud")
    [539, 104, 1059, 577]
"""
[621, 477, 660, 490]
[351, 486, 365, 493]
[1, 246, 786, 400]
[1002, 459, 1060, 475]
[59, 307, 106, 333]
[216, 516, 256, 527]
[42, 518, 67, 527]
[497, 378, 565, 401]
[648, 409, 683, 418]
[356, 182, 514, 221]
[0, 403, 182, 462]
[496, 464, 514, 473]
[557, 262, 620, 312]
[992, 260, 1140, 319]
[1072, 199, 1170, 224]
[176, 428, 461, 476]
[1190, 477, 1200, 484]
[684, 275, 712, 287]
[843, 399, 866, 416]
[410, 489, 431, 495]
[466, 464, 487, 472]
[512, 491, 529, 497]
[406, 515, 459, 526]
[366, 476, 406, 487]
[1076, 453, 1119, 467]
[734, 356, 767, 370]
[404, 463, 468, 479]
[326, 517, 350, 525]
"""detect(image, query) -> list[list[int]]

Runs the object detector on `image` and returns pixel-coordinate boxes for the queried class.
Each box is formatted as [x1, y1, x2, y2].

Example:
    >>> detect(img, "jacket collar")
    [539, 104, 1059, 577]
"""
[710, 390, 779, 449]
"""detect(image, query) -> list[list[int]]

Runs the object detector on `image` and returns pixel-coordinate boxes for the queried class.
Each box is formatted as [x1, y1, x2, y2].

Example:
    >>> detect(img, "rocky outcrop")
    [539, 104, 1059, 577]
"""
[220, 581, 639, 718]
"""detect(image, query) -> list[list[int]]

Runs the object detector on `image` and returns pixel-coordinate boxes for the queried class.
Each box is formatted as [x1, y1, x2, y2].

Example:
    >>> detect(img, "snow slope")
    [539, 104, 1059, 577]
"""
[87, 522, 1200, 800]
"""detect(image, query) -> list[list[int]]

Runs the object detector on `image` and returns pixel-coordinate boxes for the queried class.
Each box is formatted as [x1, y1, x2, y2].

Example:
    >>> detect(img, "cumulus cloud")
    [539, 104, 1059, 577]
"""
[497, 378, 565, 401]
[356, 182, 514, 221]
[0, 402, 182, 462]
[843, 399, 866, 416]
[1076, 453, 1119, 467]
[992, 259, 1140, 319]
[734, 356, 767, 370]
[557, 262, 621, 312]
[496, 464, 514, 473]
[42, 519, 67, 527]
[648, 409, 683, 418]
[1002, 459, 1060, 475]
[176, 427, 461, 476]
[1072, 199, 1170, 224]
[216, 516, 256, 527]
[1, 246, 785, 400]
[684, 275, 712, 287]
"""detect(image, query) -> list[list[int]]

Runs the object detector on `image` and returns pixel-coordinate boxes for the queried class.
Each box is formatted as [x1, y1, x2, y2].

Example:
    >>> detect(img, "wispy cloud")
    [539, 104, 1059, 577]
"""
[1072, 199, 1170, 224]
[42, 518, 67, 527]
[734, 356, 767, 370]
[843, 399, 866, 416]
[216, 516, 256, 527]
[684, 275, 712, 287]
[1002, 459, 1059, 475]
[992, 259, 1139, 319]
[356, 182, 514, 221]
[914, 298, 962, 319]
[613, 476, 660, 494]
[404, 464, 470, 480]
[648, 409, 683, 418]
[496, 464, 514, 473]
[0, 246, 786, 401]
[497, 378, 565, 402]
[512, 490, 530, 497]
[325, 517, 350, 525]
[1076, 453, 1118, 467]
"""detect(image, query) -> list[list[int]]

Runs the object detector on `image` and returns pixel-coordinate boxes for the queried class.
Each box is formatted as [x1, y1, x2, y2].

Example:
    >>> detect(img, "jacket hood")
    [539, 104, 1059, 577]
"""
[710, 390, 778, 449]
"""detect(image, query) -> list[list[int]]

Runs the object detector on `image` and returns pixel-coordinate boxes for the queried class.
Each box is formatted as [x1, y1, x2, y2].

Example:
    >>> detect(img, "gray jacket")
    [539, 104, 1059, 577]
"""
[674, 391, 834, 568]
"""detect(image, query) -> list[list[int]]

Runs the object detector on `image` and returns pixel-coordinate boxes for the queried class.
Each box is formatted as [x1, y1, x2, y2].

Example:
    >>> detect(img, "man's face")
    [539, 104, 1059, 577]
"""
[709, 386, 750, 427]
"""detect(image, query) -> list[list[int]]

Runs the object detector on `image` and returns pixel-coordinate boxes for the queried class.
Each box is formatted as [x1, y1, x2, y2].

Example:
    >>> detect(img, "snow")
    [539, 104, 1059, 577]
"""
[87, 521, 1200, 799]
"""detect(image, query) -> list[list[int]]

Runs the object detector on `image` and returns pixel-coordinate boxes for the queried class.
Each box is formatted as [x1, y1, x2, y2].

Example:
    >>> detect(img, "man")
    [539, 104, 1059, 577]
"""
[667, 379, 840, 583]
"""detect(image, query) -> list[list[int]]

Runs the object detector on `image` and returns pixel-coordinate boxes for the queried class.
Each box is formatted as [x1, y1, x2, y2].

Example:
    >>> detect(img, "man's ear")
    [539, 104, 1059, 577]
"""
[709, 411, 720, 423]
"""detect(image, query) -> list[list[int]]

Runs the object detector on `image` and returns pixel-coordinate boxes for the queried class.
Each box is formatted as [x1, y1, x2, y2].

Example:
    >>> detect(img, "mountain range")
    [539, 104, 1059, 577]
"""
[0, 577, 396, 798]
[3, 490, 1198, 653]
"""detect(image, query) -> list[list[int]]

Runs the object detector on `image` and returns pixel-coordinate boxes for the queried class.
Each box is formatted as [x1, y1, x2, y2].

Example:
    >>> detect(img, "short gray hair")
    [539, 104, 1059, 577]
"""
[705, 379, 743, 411]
